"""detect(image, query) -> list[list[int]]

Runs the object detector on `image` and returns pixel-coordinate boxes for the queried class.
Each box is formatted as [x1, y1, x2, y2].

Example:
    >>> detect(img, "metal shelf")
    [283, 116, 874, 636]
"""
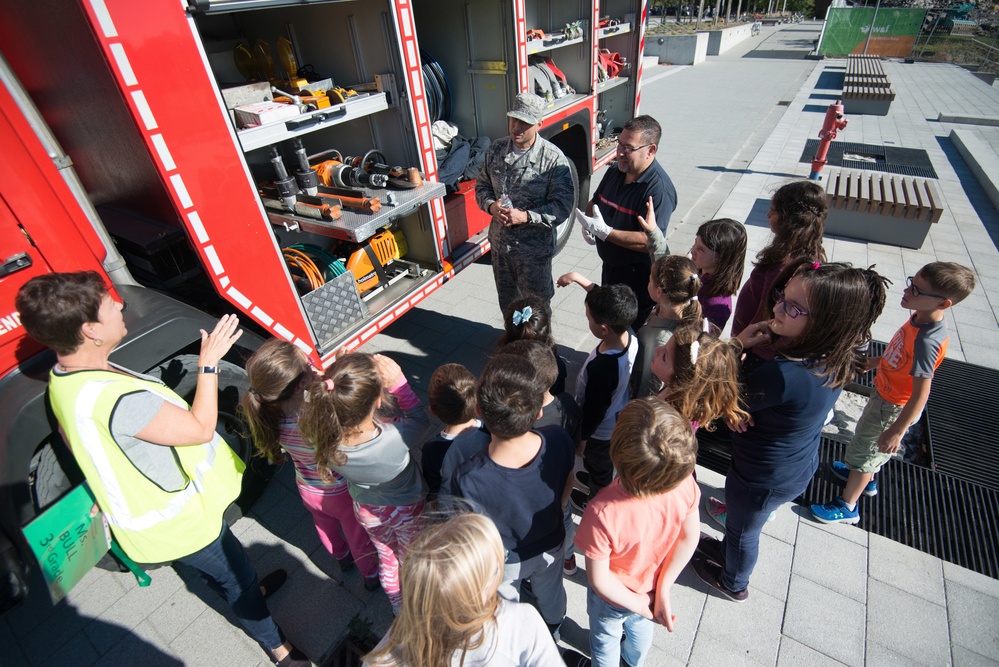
[596, 76, 629, 93]
[267, 180, 446, 243]
[526, 35, 585, 56]
[597, 22, 632, 39]
[542, 92, 589, 118]
[237, 93, 389, 152]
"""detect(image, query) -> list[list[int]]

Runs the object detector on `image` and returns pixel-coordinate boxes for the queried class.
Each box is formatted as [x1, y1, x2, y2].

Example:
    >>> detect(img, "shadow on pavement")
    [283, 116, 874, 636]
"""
[936, 135, 999, 251]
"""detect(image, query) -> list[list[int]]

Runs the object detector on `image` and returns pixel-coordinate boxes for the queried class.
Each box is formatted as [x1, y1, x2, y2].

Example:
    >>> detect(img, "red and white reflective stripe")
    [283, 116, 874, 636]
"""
[514, 0, 529, 92]
[82, 0, 316, 356]
[636, 1, 648, 112]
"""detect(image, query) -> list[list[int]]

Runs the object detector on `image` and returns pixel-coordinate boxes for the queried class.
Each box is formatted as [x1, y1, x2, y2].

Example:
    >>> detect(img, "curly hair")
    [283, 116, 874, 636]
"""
[767, 259, 889, 389]
[239, 340, 312, 464]
[755, 181, 828, 268]
[661, 325, 749, 430]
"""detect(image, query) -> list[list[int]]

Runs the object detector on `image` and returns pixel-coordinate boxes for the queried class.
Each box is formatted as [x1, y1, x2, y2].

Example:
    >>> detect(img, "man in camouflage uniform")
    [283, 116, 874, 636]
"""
[476, 93, 574, 313]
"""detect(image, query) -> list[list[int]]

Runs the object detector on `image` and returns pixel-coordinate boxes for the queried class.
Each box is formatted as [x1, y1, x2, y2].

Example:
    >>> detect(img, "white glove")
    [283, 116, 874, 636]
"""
[575, 207, 611, 241]
[575, 209, 597, 245]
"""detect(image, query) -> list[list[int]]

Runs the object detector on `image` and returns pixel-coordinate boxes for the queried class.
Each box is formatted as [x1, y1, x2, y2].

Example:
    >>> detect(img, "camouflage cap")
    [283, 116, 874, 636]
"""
[507, 93, 544, 125]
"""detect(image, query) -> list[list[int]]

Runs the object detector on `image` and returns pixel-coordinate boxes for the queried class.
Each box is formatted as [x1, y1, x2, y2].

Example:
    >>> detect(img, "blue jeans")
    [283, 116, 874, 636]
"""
[586, 588, 654, 667]
[721, 470, 802, 592]
[178, 523, 283, 651]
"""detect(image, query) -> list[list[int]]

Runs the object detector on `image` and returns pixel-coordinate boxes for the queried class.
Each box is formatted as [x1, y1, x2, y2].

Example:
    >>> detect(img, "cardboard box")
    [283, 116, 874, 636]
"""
[234, 101, 301, 128]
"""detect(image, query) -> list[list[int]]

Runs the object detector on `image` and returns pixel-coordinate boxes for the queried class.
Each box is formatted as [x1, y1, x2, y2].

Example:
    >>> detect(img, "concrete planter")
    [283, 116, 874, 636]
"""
[703, 23, 754, 55]
[644, 32, 708, 66]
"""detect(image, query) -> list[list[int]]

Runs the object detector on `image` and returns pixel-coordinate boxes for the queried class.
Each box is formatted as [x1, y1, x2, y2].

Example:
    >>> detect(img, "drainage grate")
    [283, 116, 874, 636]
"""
[800, 139, 938, 179]
[925, 358, 999, 492]
[696, 433, 999, 579]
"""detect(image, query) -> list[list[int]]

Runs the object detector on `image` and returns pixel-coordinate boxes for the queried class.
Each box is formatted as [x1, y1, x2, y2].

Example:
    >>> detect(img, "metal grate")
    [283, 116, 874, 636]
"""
[696, 406, 999, 579]
[925, 358, 999, 492]
[800, 140, 938, 179]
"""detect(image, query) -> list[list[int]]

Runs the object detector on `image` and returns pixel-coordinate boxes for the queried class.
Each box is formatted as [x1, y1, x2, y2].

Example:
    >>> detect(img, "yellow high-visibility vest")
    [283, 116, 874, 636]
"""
[49, 368, 244, 563]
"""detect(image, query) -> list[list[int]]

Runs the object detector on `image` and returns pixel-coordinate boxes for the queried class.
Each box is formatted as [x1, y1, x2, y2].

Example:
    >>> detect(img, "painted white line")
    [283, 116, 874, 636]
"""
[109, 44, 137, 86]
[150, 134, 176, 171]
[130, 91, 158, 130]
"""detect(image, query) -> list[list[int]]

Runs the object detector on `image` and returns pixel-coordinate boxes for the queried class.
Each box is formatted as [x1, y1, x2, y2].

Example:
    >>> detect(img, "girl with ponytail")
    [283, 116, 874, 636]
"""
[629, 255, 706, 398]
[298, 352, 429, 614]
[241, 341, 380, 590]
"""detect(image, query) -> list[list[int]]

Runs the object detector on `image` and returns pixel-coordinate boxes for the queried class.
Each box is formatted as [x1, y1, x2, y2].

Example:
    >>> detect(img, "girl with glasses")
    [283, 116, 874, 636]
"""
[692, 260, 888, 602]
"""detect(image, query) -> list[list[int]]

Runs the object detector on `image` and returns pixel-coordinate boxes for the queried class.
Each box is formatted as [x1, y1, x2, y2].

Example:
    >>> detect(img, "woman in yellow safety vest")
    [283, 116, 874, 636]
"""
[16, 271, 309, 667]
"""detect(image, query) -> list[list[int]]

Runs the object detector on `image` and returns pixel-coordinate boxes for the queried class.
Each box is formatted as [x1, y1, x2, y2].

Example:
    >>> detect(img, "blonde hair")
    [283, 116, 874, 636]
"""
[365, 514, 505, 667]
[611, 398, 697, 497]
[663, 325, 749, 430]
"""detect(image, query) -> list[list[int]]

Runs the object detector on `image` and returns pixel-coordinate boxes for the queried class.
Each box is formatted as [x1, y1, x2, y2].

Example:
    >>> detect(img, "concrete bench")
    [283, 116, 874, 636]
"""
[843, 55, 894, 115]
[823, 168, 943, 249]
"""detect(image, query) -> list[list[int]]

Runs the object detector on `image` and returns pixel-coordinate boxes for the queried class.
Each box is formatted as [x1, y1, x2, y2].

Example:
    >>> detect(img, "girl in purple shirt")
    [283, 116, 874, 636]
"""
[690, 218, 747, 333]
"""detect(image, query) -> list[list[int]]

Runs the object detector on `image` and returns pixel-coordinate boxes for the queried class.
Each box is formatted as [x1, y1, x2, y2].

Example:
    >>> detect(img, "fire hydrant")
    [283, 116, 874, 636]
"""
[809, 101, 848, 181]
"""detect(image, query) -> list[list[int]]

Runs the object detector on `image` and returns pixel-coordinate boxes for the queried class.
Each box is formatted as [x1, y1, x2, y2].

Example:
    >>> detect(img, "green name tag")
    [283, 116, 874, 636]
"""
[22, 484, 111, 604]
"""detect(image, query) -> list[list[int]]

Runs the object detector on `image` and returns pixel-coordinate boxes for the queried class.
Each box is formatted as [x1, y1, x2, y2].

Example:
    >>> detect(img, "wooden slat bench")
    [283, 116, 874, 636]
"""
[842, 55, 894, 116]
[823, 168, 943, 249]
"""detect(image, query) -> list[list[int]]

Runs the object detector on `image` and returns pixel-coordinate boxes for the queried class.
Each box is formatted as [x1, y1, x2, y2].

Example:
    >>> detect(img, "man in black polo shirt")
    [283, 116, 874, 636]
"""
[582, 116, 677, 325]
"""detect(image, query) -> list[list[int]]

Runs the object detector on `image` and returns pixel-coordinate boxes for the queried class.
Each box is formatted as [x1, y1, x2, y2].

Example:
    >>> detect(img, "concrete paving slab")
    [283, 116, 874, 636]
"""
[751, 533, 794, 602]
[867, 579, 951, 666]
[946, 579, 999, 661]
[792, 523, 868, 603]
[697, 587, 785, 665]
[776, 637, 847, 667]
[865, 641, 928, 666]
[688, 630, 772, 667]
[951, 645, 999, 667]
[167, 604, 266, 666]
[867, 533, 946, 606]
[784, 575, 865, 667]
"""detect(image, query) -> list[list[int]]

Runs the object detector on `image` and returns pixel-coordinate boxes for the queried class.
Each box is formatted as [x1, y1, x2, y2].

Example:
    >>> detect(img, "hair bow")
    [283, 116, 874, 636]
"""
[324, 378, 335, 391]
[812, 261, 821, 270]
[512, 306, 533, 326]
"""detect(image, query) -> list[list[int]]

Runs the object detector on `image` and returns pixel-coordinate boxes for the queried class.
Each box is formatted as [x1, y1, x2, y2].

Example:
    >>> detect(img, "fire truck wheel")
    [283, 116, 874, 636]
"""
[148, 354, 275, 521]
[554, 160, 579, 255]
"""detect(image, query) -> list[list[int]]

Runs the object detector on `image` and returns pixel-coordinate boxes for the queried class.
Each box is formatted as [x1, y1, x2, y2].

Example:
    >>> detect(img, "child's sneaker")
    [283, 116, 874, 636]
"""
[810, 498, 861, 525]
[707, 497, 776, 528]
[830, 461, 878, 496]
[691, 553, 748, 602]
[561, 649, 591, 667]
[575, 470, 591, 490]
[563, 554, 578, 576]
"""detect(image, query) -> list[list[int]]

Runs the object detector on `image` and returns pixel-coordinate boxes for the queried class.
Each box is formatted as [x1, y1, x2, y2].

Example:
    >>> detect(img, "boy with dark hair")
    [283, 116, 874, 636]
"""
[503, 338, 583, 575]
[558, 279, 638, 512]
[811, 262, 975, 524]
[566, 398, 700, 667]
[449, 354, 575, 636]
[421, 363, 480, 497]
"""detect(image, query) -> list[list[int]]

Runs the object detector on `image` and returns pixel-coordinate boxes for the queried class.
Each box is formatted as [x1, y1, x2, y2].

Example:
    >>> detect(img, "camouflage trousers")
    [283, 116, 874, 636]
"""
[491, 241, 555, 314]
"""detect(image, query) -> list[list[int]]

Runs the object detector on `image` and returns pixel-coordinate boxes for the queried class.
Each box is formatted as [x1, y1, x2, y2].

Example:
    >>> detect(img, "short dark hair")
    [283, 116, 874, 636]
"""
[501, 339, 558, 389]
[920, 262, 975, 304]
[15, 271, 109, 355]
[585, 284, 638, 334]
[623, 115, 662, 146]
[611, 398, 696, 497]
[428, 363, 477, 425]
[476, 354, 544, 439]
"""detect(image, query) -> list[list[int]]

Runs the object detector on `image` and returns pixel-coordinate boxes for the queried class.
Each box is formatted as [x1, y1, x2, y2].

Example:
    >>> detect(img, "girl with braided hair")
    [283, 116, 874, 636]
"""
[694, 260, 888, 602]
[731, 180, 828, 359]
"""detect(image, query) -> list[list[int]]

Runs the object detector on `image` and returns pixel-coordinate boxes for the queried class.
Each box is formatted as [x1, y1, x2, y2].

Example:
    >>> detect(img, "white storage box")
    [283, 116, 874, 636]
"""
[234, 101, 300, 128]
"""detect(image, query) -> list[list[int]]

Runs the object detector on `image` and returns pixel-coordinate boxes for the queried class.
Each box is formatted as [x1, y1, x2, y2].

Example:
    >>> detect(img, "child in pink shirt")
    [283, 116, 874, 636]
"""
[572, 398, 700, 667]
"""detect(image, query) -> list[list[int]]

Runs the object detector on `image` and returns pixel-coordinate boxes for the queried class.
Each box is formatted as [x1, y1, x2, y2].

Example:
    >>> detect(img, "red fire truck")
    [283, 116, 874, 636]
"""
[0, 0, 649, 612]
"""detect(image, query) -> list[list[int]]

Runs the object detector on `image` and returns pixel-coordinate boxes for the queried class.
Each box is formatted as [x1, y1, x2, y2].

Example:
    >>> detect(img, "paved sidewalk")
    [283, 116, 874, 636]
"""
[4, 23, 998, 667]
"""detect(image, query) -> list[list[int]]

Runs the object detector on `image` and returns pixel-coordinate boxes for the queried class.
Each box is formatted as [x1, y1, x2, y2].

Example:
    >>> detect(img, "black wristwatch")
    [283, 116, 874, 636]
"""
[198, 366, 220, 375]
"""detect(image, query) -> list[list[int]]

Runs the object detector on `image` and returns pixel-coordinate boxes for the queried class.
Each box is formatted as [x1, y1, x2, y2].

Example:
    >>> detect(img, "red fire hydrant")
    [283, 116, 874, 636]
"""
[810, 101, 847, 181]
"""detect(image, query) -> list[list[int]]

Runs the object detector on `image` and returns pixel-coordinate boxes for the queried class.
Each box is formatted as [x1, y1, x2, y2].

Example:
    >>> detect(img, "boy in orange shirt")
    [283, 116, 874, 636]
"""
[568, 398, 700, 667]
[811, 262, 975, 524]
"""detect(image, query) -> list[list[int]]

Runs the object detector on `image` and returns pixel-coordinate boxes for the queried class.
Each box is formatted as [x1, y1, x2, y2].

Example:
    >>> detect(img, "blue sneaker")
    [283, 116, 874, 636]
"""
[810, 499, 860, 525]
[830, 461, 878, 496]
